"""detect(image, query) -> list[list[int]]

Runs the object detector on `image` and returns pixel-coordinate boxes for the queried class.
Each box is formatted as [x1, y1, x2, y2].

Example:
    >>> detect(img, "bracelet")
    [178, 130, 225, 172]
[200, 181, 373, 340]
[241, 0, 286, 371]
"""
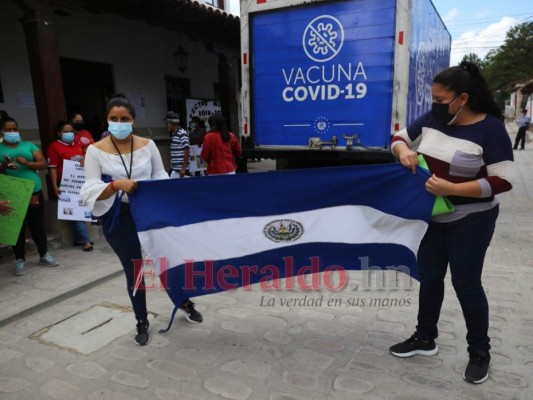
[110, 181, 116, 191]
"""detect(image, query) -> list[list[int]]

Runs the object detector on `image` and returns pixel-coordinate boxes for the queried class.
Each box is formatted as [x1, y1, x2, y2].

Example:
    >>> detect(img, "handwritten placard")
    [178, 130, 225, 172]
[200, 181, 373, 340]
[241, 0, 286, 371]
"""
[189, 145, 207, 173]
[0, 174, 35, 245]
[57, 160, 92, 222]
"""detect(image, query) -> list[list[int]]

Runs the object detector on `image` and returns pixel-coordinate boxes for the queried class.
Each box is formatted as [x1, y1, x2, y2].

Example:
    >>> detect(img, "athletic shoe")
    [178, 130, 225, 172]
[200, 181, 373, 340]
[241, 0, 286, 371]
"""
[14, 259, 26, 276]
[390, 334, 439, 358]
[39, 252, 59, 267]
[135, 320, 150, 346]
[464, 350, 491, 384]
[180, 300, 203, 323]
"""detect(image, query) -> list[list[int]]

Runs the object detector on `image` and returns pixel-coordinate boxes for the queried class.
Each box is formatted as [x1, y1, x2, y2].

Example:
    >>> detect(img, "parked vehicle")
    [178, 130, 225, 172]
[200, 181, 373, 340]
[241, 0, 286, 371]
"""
[239, 0, 451, 168]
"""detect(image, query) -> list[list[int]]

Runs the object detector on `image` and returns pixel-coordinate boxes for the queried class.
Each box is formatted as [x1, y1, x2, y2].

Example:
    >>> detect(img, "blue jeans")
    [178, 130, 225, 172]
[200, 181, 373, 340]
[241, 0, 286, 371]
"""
[72, 221, 91, 244]
[103, 203, 147, 322]
[415, 206, 499, 354]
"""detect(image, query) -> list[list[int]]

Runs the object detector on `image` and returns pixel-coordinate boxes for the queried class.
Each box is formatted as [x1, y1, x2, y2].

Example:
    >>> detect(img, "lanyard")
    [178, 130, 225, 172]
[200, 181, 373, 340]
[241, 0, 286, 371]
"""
[110, 136, 134, 179]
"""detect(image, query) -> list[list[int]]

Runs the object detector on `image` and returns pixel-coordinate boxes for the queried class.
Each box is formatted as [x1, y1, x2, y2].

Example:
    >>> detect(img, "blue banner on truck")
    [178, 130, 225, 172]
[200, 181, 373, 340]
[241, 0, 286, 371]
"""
[251, 0, 395, 148]
[407, 0, 451, 125]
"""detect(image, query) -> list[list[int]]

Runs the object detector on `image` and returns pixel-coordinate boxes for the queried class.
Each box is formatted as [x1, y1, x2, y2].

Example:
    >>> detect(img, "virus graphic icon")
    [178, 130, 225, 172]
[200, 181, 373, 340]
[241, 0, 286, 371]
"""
[303, 15, 344, 62]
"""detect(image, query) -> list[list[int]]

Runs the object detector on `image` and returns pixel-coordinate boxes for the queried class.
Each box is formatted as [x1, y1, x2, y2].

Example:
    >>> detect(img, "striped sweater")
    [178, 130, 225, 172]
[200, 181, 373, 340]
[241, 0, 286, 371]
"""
[391, 111, 513, 222]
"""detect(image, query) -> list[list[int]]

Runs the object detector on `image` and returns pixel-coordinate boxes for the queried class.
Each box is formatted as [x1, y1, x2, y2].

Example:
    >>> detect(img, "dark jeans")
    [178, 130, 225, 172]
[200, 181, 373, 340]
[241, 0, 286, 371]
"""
[103, 203, 147, 322]
[514, 126, 527, 149]
[416, 205, 499, 354]
[13, 191, 48, 259]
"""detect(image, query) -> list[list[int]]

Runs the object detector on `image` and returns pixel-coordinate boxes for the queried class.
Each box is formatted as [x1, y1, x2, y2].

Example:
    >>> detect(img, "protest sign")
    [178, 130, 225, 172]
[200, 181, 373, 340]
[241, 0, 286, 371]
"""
[0, 174, 35, 245]
[58, 160, 92, 222]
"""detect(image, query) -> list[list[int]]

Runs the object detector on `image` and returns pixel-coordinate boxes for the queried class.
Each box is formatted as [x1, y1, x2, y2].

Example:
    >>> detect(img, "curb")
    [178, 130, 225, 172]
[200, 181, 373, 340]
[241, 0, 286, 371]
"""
[0, 269, 123, 329]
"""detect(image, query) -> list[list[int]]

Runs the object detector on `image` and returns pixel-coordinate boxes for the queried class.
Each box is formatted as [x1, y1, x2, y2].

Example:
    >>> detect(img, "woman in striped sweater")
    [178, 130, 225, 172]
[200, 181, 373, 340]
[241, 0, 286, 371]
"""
[388, 61, 513, 384]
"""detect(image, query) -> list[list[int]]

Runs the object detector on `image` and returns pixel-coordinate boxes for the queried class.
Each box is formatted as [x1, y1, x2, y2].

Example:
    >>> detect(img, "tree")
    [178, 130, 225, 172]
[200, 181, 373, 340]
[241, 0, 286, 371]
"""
[483, 22, 533, 91]
[460, 53, 483, 68]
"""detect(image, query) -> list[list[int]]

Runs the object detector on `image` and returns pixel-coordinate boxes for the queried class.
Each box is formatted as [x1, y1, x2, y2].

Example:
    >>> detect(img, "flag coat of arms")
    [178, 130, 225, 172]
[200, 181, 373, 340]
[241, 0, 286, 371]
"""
[129, 164, 435, 331]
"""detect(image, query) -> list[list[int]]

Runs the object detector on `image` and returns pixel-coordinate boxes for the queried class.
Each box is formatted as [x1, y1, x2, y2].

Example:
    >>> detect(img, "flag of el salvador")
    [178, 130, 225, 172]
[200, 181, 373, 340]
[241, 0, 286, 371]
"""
[129, 164, 435, 331]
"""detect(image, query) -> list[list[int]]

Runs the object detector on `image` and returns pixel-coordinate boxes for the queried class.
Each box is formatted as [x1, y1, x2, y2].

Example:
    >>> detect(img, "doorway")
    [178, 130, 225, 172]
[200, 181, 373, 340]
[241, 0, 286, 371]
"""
[60, 57, 114, 140]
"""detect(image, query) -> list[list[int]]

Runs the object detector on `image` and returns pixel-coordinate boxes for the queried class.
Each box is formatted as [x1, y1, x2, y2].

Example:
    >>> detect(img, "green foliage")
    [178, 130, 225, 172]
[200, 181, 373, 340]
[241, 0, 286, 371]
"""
[482, 22, 533, 91]
[460, 53, 483, 68]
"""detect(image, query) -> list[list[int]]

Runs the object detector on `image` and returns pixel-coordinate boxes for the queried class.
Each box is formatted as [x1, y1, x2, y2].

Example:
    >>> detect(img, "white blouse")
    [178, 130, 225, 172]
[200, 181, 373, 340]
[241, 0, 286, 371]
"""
[81, 140, 169, 217]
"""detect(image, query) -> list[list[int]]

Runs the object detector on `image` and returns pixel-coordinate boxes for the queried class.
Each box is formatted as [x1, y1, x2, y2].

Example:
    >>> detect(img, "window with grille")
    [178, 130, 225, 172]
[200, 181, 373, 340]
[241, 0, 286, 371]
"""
[165, 76, 191, 122]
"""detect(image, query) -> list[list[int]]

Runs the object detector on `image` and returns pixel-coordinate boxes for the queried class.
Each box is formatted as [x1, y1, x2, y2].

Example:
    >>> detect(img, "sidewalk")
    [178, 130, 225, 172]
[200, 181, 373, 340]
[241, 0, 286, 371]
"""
[0, 135, 531, 399]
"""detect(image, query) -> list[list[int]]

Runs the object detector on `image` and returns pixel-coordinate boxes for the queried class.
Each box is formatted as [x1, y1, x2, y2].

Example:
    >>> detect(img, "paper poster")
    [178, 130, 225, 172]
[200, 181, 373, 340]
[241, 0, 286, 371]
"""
[129, 91, 146, 120]
[17, 92, 36, 108]
[57, 160, 93, 222]
[188, 145, 207, 173]
[0, 175, 35, 245]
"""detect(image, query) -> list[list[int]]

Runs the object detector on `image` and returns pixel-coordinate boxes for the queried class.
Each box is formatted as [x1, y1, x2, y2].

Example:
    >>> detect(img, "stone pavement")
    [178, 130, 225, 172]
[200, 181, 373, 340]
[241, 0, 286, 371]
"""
[0, 139, 532, 400]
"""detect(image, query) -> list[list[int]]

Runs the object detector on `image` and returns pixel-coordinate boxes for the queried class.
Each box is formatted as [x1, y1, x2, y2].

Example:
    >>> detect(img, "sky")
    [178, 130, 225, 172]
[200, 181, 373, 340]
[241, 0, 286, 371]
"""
[432, 0, 533, 65]
[226, 0, 533, 66]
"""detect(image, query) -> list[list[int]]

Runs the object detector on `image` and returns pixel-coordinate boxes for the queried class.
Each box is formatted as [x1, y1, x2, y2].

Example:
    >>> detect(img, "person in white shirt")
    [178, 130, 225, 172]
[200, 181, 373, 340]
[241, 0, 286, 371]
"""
[81, 94, 202, 346]
[513, 108, 530, 150]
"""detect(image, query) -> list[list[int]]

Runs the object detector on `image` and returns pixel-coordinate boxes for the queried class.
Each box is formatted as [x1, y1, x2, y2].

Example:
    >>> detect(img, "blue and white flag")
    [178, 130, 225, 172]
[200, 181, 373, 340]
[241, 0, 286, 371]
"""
[129, 164, 435, 330]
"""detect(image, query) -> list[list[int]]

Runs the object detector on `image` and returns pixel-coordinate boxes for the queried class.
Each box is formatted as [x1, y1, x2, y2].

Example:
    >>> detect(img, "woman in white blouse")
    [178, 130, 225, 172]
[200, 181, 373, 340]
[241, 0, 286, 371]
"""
[81, 94, 202, 346]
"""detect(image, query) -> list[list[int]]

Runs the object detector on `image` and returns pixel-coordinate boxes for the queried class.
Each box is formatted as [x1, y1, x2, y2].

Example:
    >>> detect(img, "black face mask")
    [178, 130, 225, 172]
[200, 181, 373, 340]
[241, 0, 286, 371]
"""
[431, 97, 461, 125]
[72, 122, 84, 131]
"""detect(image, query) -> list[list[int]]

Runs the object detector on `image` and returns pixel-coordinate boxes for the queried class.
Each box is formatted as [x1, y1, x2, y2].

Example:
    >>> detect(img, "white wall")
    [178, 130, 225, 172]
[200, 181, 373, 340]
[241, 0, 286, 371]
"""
[0, 2, 39, 129]
[0, 2, 220, 130]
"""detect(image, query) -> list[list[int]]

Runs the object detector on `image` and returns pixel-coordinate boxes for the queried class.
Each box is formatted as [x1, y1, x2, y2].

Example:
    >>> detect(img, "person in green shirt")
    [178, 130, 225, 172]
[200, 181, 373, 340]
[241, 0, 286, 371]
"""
[0, 117, 58, 275]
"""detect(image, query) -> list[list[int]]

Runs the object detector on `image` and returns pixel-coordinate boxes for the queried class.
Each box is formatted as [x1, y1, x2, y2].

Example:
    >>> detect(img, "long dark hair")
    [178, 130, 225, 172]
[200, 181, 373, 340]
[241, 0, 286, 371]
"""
[208, 114, 230, 142]
[433, 61, 502, 119]
[104, 93, 136, 119]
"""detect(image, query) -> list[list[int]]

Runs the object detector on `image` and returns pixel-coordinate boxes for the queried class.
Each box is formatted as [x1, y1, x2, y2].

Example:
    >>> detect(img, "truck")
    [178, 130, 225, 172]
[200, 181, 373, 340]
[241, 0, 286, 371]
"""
[239, 0, 451, 168]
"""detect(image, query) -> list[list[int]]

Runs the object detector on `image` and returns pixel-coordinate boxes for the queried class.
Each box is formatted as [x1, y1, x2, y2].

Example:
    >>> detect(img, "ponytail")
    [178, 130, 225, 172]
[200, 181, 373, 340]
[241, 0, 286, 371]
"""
[433, 61, 502, 120]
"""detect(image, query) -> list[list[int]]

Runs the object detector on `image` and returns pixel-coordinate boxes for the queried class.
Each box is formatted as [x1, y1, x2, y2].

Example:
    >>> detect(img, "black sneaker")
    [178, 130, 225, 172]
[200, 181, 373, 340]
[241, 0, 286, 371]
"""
[464, 350, 491, 384]
[390, 334, 439, 358]
[135, 320, 150, 346]
[180, 300, 203, 323]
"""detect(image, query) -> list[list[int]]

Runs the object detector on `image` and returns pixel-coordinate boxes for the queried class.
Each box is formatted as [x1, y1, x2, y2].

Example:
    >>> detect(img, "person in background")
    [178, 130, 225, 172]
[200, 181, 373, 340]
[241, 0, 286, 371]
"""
[70, 113, 95, 152]
[0, 117, 59, 275]
[201, 114, 242, 175]
[513, 108, 530, 150]
[389, 61, 513, 384]
[81, 94, 202, 346]
[47, 121, 93, 251]
[167, 111, 190, 179]
[189, 116, 206, 146]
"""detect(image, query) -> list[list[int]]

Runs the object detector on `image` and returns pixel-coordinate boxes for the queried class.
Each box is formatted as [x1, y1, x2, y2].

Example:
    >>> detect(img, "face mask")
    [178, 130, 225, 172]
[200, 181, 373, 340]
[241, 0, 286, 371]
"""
[72, 122, 84, 131]
[62, 132, 75, 143]
[108, 121, 133, 140]
[3, 132, 21, 144]
[431, 97, 462, 125]
[190, 123, 197, 129]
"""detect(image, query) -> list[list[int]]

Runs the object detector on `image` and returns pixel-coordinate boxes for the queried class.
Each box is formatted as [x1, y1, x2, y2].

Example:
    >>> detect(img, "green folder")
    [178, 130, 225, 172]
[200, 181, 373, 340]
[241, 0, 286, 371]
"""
[417, 155, 455, 217]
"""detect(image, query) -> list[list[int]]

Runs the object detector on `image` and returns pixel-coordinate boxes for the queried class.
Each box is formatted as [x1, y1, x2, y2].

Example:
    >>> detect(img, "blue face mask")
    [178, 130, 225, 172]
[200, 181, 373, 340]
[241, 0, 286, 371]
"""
[62, 132, 75, 143]
[108, 121, 133, 140]
[3, 132, 21, 144]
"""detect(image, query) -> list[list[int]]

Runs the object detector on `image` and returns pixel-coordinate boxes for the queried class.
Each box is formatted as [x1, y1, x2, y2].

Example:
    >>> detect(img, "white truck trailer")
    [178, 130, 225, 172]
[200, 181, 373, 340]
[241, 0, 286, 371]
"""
[239, 0, 451, 167]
